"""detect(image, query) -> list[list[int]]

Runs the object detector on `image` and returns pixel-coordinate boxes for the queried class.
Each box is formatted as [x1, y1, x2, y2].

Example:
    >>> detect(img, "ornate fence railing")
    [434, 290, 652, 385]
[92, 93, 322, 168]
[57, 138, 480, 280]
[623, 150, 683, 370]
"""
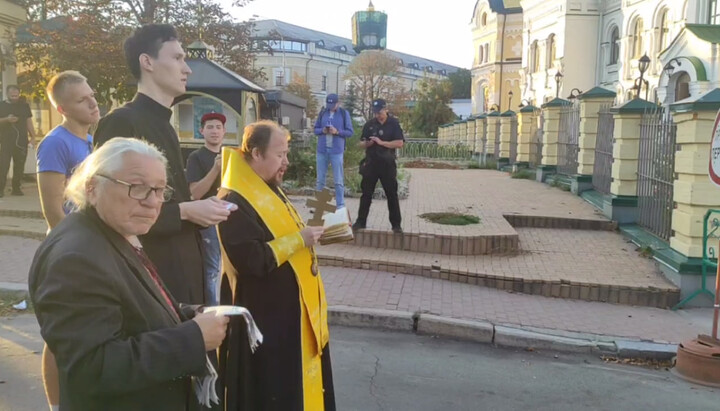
[398, 139, 474, 161]
[592, 106, 615, 195]
[557, 101, 581, 176]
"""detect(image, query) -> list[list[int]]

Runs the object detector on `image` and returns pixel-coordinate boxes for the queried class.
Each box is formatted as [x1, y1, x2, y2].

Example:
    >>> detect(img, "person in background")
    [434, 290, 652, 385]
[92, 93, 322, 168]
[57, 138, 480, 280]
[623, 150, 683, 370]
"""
[313, 93, 353, 209]
[35, 70, 100, 411]
[353, 98, 405, 233]
[0, 84, 36, 197]
[186, 112, 226, 306]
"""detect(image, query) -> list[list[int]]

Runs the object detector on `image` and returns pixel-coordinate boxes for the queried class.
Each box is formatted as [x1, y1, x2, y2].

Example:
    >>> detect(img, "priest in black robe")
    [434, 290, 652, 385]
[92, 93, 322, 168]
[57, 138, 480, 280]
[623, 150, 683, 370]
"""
[94, 24, 232, 305]
[217, 120, 336, 410]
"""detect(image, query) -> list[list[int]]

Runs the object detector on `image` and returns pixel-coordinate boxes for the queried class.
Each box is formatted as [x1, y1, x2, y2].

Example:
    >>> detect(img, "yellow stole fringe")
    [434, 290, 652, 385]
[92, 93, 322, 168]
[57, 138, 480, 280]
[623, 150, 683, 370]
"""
[221, 147, 329, 410]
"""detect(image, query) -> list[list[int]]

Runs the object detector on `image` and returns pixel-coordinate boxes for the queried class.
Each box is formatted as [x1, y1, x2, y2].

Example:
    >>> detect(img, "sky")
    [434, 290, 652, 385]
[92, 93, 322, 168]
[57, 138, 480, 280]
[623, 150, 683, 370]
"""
[223, 0, 478, 69]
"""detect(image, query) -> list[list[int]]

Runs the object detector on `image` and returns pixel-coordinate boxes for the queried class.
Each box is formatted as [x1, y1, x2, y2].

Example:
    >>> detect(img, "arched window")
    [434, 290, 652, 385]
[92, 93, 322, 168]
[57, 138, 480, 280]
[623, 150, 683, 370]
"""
[658, 9, 670, 51]
[479, 45, 484, 64]
[632, 18, 644, 58]
[531, 40, 540, 72]
[609, 26, 620, 65]
[484, 44, 489, 62]
[546, 34, 556, 69]
[482, 12, 488, 26]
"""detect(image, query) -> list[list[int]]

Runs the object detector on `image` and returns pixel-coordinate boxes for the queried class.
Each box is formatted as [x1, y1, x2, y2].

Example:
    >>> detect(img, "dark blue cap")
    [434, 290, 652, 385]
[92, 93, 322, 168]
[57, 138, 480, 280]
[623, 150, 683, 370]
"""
[326, 93, 339, 104]
[372, 98, 386, 113]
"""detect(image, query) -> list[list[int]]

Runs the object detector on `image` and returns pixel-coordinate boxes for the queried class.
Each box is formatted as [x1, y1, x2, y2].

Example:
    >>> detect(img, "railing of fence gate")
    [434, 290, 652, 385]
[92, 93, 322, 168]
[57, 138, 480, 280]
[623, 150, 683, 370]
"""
[398, 138, 474, 161]
[592, 106, 614, 195]
[637, 106, 676, 241]
[557, 101, 581, 176]
[533, 111, 544, 167]
[494, 123, 500, 158]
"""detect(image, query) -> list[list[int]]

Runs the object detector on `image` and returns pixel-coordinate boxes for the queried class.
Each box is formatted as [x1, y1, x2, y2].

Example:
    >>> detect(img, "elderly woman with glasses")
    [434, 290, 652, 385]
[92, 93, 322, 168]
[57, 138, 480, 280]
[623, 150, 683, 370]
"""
[28, 137, 229, 411]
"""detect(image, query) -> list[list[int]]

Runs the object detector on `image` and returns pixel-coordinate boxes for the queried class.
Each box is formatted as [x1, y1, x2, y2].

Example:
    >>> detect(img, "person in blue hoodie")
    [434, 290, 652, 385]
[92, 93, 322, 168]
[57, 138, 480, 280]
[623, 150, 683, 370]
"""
[313, 93, 353, 209]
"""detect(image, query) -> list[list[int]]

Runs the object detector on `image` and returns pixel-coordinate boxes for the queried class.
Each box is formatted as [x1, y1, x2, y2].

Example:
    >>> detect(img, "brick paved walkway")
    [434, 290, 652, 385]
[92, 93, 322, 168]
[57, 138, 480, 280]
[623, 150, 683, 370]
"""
[321, 267, 710, 344]
[294, 169, 607, 236]
[318, 227, 675, 290]
[1, 235, 709, 344]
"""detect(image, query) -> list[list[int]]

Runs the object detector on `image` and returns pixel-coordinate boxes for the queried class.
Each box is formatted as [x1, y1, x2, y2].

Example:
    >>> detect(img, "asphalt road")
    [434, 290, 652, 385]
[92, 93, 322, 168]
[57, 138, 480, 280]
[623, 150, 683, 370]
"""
[1, 315, 718, 411]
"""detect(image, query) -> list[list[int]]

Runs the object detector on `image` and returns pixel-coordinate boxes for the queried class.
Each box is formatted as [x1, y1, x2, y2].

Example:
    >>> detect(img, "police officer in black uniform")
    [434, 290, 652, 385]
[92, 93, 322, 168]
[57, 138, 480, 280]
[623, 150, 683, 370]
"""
[353, 98, 405, 233]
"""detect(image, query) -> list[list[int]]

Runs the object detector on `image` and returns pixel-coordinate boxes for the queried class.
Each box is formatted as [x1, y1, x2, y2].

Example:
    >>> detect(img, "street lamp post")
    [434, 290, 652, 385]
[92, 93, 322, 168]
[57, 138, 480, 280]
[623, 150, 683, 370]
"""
[567, 88, 583, 101]
[508, 91, 513, 111]
[634, 53, 651, 100]
[555, 71, 563, 99]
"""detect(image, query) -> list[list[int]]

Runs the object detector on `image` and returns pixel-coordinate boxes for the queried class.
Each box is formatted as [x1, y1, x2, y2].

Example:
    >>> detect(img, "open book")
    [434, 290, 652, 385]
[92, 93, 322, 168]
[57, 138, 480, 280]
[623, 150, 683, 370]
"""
[319, 207, 354, 245]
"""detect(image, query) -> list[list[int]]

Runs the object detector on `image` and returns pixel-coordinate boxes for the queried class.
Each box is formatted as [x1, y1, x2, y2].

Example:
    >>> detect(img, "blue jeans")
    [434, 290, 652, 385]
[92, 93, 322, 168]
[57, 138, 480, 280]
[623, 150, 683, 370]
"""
[316, 152, 345, 208]
[200, 226, 220, 306]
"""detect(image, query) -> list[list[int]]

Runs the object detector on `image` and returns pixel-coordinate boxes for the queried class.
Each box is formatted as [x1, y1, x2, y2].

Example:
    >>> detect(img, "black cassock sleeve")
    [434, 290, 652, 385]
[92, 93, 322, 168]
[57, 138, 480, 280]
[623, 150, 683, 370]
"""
[219, 191, 281, 278]
[94, 111, 185, 235]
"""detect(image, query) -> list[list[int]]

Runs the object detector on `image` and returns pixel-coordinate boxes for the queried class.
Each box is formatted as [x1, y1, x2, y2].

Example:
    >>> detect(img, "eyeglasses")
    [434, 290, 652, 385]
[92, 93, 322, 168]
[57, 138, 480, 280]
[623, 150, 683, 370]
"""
[96, 175, 174, 202]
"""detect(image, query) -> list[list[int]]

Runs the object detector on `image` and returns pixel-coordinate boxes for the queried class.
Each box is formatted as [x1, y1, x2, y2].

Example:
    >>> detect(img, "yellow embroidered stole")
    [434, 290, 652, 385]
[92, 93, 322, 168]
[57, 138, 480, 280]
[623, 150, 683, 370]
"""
[221, 147, 329, 410]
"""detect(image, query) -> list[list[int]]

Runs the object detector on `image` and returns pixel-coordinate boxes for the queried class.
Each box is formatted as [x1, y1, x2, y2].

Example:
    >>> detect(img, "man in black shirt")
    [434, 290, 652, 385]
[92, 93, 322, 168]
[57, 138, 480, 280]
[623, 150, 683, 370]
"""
[94, 24, 234, 306]
[353, 98, 405, 233]
[186, 112, 225, 306]
[0, 85, 36, 196]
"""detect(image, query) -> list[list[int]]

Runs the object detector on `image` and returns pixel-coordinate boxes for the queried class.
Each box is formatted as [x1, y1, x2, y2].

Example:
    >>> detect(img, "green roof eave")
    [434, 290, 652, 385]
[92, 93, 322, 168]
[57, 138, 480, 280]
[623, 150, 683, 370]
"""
[519, 105, 538, 113]
[682, 56, 708, 81]
[475, 113, 488, 119]
[487, 111, 501, 117]
[500, 110, 516, 117]
[610, 98, 658, 114]
[686, 24, 720, 44]
[541, 98, 571, 108]
[670, 88, 720, 113]
[578, 86, 616, 100]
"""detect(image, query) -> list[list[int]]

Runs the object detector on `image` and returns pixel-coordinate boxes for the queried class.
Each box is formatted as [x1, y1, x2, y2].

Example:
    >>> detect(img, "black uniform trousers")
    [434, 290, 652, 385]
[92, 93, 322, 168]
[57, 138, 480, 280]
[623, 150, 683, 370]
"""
[0, 134, 27, 193]
[357, 157, 401, 228]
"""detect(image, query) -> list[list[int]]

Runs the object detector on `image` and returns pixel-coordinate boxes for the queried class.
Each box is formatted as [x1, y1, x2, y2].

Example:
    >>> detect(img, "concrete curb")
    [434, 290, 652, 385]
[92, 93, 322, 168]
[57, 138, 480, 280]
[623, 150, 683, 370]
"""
[328, 305, 414, 332]
[0, 282, 28, 292]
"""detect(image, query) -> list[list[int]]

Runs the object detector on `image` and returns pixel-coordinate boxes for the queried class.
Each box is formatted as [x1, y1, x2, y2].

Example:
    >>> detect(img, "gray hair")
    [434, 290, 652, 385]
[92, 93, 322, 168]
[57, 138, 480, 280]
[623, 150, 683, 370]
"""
[65, 137, 167, 210]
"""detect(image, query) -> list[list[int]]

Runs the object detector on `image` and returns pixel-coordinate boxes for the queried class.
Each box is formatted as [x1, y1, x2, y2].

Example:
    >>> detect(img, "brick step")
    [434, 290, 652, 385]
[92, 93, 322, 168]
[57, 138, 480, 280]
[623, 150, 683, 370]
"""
[503, 214, 616, 231]
[351, 229, 518, 255]
[316, 243, 680, 309]
[349, 214, 613, 255]
[0, 209, 44, 220]
[0, 216, 46, 240]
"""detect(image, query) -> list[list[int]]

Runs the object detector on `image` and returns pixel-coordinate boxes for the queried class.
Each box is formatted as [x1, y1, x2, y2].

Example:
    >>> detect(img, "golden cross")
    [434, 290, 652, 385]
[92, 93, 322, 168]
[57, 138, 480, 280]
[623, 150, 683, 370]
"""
[306, 188, 337, 226]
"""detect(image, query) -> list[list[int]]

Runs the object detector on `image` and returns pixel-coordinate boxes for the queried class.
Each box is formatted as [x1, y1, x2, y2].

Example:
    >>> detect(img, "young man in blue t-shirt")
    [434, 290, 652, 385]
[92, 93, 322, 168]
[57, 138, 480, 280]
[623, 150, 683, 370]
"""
[314, 93, 353, 209]
[35, 70, 100, 411]
[37, 71, 99, 230]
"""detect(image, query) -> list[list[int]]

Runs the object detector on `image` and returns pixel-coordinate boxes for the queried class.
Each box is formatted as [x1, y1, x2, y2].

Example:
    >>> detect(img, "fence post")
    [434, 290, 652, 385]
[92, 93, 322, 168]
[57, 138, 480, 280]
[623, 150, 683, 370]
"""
[575, 87, 617, 194]
[670, 89, 720, 259]
[498, 110, 515, 169]
[474, 114, 486, 157]
[517, 105, 537, 168]
[466, 115, 476, 152]
[537, 98, 571, 182]
[486, 111, 501, 162]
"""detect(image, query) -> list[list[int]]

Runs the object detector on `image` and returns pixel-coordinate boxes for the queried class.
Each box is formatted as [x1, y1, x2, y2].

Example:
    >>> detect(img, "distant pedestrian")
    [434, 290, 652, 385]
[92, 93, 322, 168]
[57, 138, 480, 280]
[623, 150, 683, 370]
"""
[0, 85, 36, 196]
[313, 93, 353, 209]
[186, 112, 226, 306]
[353, 98, 404, 233]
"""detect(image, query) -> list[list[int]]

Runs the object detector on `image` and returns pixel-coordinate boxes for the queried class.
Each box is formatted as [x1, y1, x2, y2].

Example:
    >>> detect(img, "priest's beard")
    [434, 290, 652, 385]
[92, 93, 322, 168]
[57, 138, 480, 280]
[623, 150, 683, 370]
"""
[267, 167, 286, 187]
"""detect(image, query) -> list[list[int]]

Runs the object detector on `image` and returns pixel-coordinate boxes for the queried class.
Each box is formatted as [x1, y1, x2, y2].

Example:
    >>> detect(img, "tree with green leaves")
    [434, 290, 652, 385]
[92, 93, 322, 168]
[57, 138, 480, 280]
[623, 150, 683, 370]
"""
[13, 0, 259, 108]
[342, 83, 358, 118]
[284, 73, 318, 119]
[345, 50, 407, 121]
[448, 68, 471, 99]
[410, 77, 456, 138]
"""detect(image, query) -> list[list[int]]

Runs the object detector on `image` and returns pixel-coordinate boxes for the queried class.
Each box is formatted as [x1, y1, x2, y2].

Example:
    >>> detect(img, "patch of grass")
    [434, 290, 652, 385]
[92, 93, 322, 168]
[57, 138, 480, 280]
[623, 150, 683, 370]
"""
[511, 169, 534, 179]
[637, 246, 654, 258]
[0, 290, 32, 317]
[467, 162, 481, 169]
[419, 212, 481, 226]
